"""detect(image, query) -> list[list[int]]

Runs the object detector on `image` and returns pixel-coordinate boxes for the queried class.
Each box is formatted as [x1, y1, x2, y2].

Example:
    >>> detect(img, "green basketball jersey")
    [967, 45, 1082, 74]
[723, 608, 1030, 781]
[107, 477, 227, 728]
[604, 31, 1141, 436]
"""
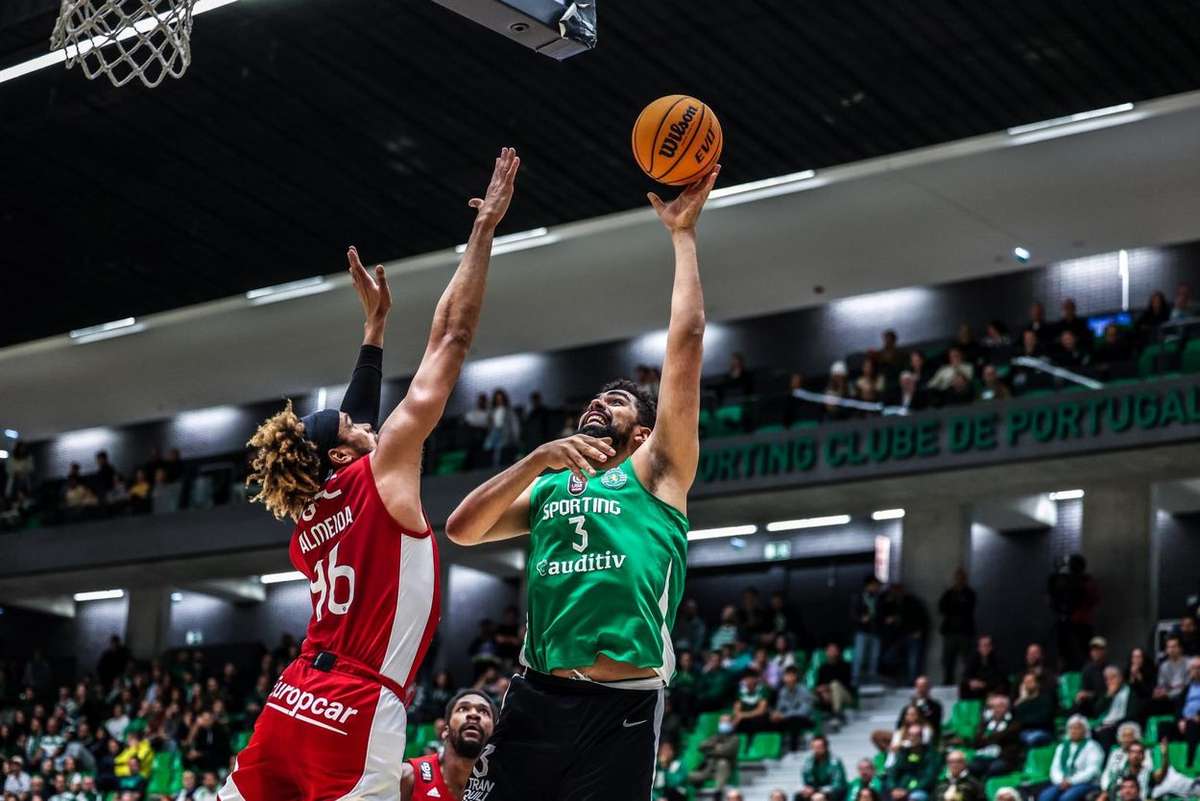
[520, 457, 689, 683]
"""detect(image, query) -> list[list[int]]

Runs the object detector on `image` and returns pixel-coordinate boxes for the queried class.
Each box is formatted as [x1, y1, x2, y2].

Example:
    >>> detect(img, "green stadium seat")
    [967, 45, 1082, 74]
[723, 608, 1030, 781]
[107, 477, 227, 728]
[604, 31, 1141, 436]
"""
[1021, 745, 1056, 784]
[743, 732, 783, 762]
[715, 404, 744, 429]
[755, 423, 786, 434]
[1146, 715, 1175, 743]
[1168, 741, 1198, 776]
[231, 730, 252, 753]
[1183, 339, 1200, 373]
[735, 733, 751, 761]
[873, 751, 887, 773]
[1058, 672, 1082, 710]
[434, 449, 467, 475]
[986, 774, 1022, 800]
[789, 420, 820, 431]
[146, 752, 176, 797]
[946, 699, 983, 742]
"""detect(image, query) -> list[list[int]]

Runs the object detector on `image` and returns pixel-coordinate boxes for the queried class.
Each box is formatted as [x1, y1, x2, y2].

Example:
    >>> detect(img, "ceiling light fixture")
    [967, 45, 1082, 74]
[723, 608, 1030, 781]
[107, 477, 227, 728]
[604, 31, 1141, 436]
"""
[1006, 103, 1142, 145]
[246, 277, 332, 306]
[871, 508, 906, 521]
[455, 227, 556, 256]
[74, 589, 125, 602]
[260, 571, 307, 584]
[1013, 246, 1031, 263]
[69, 317, 145, 344]
[0, 0, 241, 86]
[1048, 489, 1085, 501]
[708, 170, 822, 209]
[688, 524, 758, 542]
[766, 514, 851, 532]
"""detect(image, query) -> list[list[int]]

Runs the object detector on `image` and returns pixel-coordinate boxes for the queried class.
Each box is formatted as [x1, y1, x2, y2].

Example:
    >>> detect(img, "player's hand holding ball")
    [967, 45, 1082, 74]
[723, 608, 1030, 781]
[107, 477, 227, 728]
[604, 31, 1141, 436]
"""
[648, 165, 720, 234]
[633, 95, 722, 232]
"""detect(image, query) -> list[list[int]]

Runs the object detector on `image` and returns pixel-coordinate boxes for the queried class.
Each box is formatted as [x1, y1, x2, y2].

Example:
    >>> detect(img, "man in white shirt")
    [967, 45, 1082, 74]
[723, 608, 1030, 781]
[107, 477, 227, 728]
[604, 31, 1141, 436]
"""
[3, 756, 31, 796]
[1153, 636, 1189, 714]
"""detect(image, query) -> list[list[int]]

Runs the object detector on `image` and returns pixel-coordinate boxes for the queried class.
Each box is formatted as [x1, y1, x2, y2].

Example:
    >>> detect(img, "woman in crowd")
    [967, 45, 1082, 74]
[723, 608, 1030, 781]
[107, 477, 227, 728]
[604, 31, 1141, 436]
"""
[871, 704, 934, 766]
[1126, 648, 1156, 705]
[1135, 290, 1171, 344]
[1037, 715, 1106, 801]
[1098, 722, 1144, 794]
[482, 388, 521, 466]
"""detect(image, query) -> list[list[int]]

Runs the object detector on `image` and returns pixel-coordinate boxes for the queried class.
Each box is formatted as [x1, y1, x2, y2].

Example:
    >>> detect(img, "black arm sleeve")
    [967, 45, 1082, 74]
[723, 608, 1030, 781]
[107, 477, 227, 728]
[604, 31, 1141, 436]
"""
[340, 344, 383, 428]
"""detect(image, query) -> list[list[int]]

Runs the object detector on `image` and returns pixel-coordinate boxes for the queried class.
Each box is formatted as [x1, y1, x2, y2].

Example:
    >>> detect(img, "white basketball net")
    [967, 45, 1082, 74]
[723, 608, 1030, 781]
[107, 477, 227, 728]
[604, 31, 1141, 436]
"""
[50, 0, 197, 88]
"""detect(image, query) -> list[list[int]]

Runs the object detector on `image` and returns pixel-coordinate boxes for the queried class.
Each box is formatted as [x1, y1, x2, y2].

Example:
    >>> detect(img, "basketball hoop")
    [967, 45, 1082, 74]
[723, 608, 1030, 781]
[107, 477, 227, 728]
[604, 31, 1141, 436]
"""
[50, 0, 197, 88]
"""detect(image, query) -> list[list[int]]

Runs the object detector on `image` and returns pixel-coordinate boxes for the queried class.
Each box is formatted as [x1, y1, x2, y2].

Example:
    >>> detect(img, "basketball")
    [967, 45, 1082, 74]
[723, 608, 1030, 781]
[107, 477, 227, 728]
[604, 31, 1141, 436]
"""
[632, 94, 723, 186]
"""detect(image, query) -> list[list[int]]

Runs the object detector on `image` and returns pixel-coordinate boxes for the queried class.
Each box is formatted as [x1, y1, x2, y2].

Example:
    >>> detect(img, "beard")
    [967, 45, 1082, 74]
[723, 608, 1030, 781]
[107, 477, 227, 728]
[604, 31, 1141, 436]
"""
[448, 728, 485, 759]
[578, 421, 630, 451]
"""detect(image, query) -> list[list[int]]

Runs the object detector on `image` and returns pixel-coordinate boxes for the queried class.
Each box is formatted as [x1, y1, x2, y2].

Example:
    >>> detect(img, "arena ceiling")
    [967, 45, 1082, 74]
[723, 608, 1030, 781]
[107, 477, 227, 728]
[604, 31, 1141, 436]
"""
[3, 0, 1200, 349]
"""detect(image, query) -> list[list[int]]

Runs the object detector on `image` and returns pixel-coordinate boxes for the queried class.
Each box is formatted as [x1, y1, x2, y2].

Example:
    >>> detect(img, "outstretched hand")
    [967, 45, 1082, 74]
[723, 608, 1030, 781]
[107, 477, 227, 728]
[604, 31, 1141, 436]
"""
[347, 246, 392, 342]
[469, 147, 521, 228]
[648, 165, 721, 233]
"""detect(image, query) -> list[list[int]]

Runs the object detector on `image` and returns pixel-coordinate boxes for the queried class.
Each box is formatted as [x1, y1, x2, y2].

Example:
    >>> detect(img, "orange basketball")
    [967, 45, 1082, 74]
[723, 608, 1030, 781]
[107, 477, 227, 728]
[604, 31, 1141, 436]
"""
[632, 95, 723, 186]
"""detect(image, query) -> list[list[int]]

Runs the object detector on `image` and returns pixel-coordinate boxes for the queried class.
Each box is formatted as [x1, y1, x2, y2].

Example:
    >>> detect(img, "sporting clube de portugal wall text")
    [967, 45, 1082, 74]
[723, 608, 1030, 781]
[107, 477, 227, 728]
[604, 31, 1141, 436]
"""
[694, 375, 1200, 491]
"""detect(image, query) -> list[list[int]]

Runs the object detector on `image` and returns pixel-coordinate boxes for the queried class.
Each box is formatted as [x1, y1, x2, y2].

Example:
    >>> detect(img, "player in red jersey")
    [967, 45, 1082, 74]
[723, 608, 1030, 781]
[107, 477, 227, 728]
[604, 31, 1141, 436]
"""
[219, 147, 521, 801]
[401, 691, 498, 801]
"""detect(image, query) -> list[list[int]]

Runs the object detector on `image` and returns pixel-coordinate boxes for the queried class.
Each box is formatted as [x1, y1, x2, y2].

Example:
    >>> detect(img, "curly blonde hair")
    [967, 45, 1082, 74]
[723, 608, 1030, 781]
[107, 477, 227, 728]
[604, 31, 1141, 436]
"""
[246, 400, 323, 521]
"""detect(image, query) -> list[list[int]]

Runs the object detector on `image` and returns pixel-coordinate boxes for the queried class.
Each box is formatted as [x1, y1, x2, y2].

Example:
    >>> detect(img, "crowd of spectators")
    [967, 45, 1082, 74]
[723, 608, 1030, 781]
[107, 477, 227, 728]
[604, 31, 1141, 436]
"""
[0, 633, 301, 801]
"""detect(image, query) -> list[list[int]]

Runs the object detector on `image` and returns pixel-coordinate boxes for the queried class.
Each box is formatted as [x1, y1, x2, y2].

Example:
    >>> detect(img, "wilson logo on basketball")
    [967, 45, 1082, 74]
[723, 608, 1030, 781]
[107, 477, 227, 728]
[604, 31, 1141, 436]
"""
[658, 105, 699, 159]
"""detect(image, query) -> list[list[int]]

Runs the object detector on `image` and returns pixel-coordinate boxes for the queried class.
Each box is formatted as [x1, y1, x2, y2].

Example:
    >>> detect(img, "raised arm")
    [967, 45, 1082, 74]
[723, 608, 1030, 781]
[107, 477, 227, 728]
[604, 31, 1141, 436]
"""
[373, 148, 519, 472]
[633, 166, 720, 511]
[446, 433, 614, 546]
[339, 246, 392, 428]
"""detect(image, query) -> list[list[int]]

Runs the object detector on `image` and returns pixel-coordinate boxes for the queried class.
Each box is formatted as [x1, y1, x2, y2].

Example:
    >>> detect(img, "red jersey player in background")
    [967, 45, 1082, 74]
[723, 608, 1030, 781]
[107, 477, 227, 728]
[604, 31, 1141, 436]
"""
[220, 147, 520, 801]
[401, 690, 498, 801]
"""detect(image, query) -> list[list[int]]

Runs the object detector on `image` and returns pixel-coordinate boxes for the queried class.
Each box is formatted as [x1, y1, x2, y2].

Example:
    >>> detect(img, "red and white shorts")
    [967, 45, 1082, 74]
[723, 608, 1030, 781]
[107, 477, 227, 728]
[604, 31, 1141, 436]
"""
[219, 658, 407, 801]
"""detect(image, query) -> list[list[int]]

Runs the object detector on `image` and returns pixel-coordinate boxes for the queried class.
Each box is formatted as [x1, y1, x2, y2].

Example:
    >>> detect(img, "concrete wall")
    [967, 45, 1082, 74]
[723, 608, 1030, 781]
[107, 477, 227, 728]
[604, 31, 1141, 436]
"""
[1155, 511, 1200, 619]
[436, 565, 520, 682]
[73, 596, 128, 678]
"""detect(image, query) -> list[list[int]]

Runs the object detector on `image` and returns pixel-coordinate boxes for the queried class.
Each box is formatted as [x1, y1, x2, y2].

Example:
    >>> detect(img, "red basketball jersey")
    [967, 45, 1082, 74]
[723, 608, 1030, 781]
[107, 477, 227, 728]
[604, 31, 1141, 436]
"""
[407, 754, 453, 801]
[288, 454, 440, 695]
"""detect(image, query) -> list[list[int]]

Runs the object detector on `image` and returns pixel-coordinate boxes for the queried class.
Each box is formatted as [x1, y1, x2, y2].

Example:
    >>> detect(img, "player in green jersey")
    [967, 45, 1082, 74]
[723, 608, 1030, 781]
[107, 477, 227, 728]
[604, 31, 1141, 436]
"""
[446, 164, 720, 801]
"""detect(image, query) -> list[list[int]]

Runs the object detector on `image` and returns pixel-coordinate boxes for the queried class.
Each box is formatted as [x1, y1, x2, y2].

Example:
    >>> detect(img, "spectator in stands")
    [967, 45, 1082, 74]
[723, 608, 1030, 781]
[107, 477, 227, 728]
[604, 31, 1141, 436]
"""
[1054, 331, 1091, 370]
[194, 770, 220, 801]
[882, 723, 938, 801]
[872, 704, 933, 761]
[126, 469, 152, 514]
[880, 583, 929, 685]
[1074, 636, 1113, 714]
[953, 324, 982, 368]
[851, 576, 883, 687]
[765, 636, 797, 687]
[938, 568, 977, 685]
[4, 756, 31, 796]
[182, 710, 229, 773]
[1022, 642, 1058, 698]
[825, 362, 854, 420]
[908, 351, 933, 387]
[522, 391, 557, 452]
[1026, 302, 1052, 345]
[1153, 635, 1189, 714]
[1050, 555, 1100, 671]
[1171, 283, 1195, 320]
[1056, 299, 1092, 347]
[935, 750, 985, 801]
[784, 372, 813, 428]
[966, 692, 1024, 777]
[4, 441, 34, 499]
[1098, 741, 1160, 801]
[116, 755, 147, 799]
[731, 667, 770, 734]
[711, 605, 741, 651]
[798, 735, 848, 801]
[1012, 328, 1050, 394]
[1170, 657, 1200, 766]
[173, 769, 199, 801]
[767, 592, 797, 646]
[697, 651, 734, 713]
[1175, 616, 1199, 656]
[493, 605, 522, 664]
[104, 703, 130, 742]
[1014, 671, 1055, 747]
[979, 365, 1011, 401]
[773, 790, 794, 801]
[1097, 724, 1149, 801]
[687, 714, 740, 796]
[1038, 715, 1106, 801]
[960, 635, 1007, 700]
[483, 389, 520, 466]
[63, 470, 99, 513]
[97, 636, 130, 689]
[769, 666, 814, 751]
[1091, 666, 1135, 750]
[464, 393, 489, 431]
[1094, 324, 1135, 366]
[848, 758, 882, 801]
[653, 741, 687, 801]
[93, 451, 117, 498]
[674, 598, 708, 654]
[875, 330, 905, 376]
[857, 358, 886, 405]
[943, 372, 976, 406]
[927, 348, 974, 398]
[722, 352, 754, 399]
[162, 448, 184, 483]
[726, 791, 745, 801]
[1126, 648, 1156, 708]
[895, 371, 929, 413]
[1134, 292, 1170, 344]
[739, 588, 769, 643]
[981, 321, 1013, 364]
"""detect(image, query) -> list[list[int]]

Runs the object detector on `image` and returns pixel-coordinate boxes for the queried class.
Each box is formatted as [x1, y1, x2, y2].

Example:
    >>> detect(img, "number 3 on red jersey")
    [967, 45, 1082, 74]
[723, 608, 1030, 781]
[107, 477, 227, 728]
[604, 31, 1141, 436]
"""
[310, 544, 356, 621]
